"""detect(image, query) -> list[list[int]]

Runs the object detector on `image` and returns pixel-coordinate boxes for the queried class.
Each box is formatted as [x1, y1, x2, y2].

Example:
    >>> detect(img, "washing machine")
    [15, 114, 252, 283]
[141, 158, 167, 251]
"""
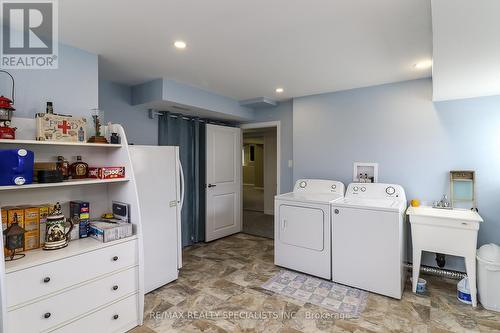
[275, 179, 345, 279]
[332, 183, 407, 299]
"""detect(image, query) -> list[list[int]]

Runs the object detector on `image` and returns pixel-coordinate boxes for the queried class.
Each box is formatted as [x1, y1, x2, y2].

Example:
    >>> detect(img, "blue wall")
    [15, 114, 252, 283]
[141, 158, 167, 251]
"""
[0, 44, 98, 120]
[293, 78, 500, 270]
[99, 80, 157, 145]
[252, 101, 294, 194]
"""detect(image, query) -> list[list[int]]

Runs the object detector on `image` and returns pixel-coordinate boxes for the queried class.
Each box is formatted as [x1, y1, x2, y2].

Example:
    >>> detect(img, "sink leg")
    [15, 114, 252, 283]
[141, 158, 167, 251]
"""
[412, 248, 422, 293]
[465, 255, 477, 307]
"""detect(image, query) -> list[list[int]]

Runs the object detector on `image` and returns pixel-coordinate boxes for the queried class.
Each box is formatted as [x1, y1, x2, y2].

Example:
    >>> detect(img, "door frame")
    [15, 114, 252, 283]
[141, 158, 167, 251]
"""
[240, 121, 281, 198]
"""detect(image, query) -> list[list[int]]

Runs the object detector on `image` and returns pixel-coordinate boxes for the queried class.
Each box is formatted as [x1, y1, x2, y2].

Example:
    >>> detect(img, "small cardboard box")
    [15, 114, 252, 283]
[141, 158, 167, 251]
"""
[1, 208, 8, 256]
[24, 230, 40, 251]
[1, 207, 7, 232]
[23, 206, 40, 232]
[88, 167, 125, 180]
[38, 204, 52, 247]
[36, 113, 88, 142]
[70, 201, 90, 238]
[89, 221, 133, 243]
[7, 208, 24, 228]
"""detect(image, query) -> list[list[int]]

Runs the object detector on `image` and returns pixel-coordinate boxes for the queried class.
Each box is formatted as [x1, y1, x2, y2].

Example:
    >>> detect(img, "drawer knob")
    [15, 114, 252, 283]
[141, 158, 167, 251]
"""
[112, 256, 119, 261]
[113, 314, 119, 320]
[43, 277, 51, 283]
[44, 312, 51, 319]
[112, 285, 119, 291]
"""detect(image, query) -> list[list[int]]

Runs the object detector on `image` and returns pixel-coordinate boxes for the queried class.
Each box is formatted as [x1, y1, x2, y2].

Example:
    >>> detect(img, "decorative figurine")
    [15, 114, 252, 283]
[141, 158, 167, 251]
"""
[0, 70, 17, 140]
[3, 213, 26, 261]
[43, 202, 75, 250]
[87, 108, 108, 143]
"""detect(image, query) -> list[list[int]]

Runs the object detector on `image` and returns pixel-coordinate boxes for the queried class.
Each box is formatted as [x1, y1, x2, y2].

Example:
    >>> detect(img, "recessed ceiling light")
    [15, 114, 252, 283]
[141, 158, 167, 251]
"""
[414, 60, 432, 69]
[174, 40, 187, 49]
[275, 88, 284, 93]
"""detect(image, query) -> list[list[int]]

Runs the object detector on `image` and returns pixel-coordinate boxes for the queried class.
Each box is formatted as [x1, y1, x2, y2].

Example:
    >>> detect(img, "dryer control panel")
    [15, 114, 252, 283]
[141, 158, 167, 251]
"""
[293, 179, 345, 195]
[346, 183, 406, 201]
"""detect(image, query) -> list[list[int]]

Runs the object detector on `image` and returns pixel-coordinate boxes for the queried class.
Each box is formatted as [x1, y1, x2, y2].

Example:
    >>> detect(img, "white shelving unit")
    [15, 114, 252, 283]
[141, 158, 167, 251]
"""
[0, 138, 122, 148]
[0, 123, 144, 333]
[0, 178, 129, 191]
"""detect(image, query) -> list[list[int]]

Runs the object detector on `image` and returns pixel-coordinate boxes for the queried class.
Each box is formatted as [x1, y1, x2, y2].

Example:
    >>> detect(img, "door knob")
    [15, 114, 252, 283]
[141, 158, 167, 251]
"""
[208, 184, 216, 188]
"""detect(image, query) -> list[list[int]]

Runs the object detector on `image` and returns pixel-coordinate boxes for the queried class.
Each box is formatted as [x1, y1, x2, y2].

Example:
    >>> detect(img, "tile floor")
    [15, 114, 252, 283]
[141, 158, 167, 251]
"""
[131, 233, 500, 333]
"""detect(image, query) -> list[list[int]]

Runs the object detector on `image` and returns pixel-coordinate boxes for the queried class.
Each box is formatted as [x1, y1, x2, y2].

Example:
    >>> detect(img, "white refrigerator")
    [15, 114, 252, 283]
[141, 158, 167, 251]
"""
[129, 145, 184, 293]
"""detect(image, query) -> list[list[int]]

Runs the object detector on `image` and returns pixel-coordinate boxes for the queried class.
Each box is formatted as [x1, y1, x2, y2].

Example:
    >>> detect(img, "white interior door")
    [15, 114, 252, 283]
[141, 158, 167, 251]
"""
[206, 124, 242, 242]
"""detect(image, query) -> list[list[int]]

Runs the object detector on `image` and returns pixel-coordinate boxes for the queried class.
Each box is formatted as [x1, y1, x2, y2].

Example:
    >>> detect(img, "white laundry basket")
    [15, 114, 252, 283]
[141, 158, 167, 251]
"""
[477, 243, 500, 312]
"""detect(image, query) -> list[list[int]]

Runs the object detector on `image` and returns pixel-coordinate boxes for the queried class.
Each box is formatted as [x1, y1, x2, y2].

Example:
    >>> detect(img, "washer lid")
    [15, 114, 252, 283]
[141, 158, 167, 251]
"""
[276, 192, 344, 204]
[333, 197, 407, 212]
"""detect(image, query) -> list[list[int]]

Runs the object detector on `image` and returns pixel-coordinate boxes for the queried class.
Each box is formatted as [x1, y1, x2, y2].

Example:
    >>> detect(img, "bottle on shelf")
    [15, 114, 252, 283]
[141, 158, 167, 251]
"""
[56, 156, 70, 180]
[110, 133, 120, 144]
[70, 156, 88, 179]
[46, 101, 54, 114]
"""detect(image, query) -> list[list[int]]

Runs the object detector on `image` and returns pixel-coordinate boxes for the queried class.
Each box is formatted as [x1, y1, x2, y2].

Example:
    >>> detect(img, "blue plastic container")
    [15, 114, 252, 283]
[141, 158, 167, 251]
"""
[0, 149, 35, 186]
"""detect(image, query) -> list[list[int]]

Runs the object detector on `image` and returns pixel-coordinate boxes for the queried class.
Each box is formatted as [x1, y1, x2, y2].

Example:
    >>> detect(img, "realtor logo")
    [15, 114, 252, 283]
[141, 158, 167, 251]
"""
[1, 0, 58, 69]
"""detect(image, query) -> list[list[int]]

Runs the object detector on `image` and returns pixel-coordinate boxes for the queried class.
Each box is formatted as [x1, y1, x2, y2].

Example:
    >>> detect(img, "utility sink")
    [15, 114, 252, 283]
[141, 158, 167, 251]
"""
[407, 206, 483, 229]
[407, 206, 483, 307]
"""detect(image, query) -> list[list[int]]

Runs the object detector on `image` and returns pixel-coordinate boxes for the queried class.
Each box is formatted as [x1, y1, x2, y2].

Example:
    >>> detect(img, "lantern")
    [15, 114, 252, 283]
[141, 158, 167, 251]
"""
[3, 213, 26, 261]
[0, 70, 16, 140]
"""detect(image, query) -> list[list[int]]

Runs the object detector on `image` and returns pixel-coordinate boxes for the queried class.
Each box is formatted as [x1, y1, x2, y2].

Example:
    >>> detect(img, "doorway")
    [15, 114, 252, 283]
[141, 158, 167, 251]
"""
[241, 122, 280, 239]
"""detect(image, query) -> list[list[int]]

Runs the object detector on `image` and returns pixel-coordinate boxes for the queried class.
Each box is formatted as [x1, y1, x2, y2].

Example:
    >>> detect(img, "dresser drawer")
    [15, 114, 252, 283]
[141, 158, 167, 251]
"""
[7, 266, 138, 333]
[6, 238, 138, 307]
[50, 294, 139, 333]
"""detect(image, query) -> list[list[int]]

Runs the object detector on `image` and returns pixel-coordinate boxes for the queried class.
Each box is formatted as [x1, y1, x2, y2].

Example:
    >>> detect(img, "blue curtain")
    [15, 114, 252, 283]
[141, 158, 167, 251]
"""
[158, 112, 206, 246]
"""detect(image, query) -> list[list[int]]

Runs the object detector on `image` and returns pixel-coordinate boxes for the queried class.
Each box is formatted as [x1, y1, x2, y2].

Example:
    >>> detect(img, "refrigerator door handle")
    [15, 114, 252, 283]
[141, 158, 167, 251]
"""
[179, 159, 185, 211]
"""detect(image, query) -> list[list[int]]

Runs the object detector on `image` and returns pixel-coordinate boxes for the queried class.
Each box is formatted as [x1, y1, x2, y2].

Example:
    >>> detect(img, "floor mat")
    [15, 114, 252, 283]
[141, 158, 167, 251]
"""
[262, 270, 368, 317]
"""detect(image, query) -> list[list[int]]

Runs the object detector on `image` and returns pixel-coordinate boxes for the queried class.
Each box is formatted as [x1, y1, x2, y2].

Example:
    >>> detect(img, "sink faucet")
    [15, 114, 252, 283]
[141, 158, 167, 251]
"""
[433, 194, 452, 209]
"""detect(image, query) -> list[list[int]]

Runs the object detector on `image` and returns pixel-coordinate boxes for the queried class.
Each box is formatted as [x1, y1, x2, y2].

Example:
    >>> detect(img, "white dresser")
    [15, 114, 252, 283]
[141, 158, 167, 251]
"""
[0, 123, 145, 332]
[5, 237, 140, 333]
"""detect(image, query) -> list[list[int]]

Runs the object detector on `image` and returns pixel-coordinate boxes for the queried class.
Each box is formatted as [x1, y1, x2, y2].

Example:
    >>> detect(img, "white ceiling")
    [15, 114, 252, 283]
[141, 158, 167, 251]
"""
[432, 0, 500, 101]
[59, 0, 432, 101]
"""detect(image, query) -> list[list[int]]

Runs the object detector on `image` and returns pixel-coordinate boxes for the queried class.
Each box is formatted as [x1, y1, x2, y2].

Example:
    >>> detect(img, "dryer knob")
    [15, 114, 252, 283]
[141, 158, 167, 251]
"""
[386, 186, 396, 195]
[334, 209, 340, 214]
[299, 181, 307, 188]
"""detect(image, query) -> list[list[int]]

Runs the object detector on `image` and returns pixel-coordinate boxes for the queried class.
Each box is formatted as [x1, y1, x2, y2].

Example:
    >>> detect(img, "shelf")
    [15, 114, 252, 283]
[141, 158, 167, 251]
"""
[0, 178, 129, 191]
[0, 138, 122, 148]
[5, 236, 138, 274]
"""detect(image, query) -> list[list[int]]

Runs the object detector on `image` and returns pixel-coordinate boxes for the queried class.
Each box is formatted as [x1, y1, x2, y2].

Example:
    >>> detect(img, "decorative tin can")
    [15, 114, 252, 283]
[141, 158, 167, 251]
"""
[36, 113, 87, 142]
[43, 202, 74, 250]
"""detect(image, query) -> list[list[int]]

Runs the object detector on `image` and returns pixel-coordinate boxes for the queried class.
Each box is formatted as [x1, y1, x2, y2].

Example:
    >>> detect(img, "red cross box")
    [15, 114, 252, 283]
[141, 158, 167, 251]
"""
[36, 113, 88, 142]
